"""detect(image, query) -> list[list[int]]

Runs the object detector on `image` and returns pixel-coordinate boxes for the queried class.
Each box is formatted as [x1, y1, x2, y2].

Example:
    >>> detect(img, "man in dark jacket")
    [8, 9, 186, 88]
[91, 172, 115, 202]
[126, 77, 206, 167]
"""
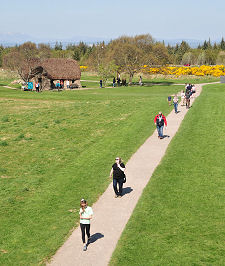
[154, 112, 167, 139]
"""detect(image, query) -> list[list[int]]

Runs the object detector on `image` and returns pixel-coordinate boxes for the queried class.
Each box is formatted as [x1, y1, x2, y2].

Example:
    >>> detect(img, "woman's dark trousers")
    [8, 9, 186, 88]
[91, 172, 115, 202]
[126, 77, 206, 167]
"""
[113, 178, 123, 196]
[80, 223, 90, 243]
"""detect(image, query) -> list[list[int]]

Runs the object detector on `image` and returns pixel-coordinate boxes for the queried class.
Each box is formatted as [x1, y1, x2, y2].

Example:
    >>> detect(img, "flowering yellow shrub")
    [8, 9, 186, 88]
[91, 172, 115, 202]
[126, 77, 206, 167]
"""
[142, 65, 225, 77]
[80, 66, 88, 71]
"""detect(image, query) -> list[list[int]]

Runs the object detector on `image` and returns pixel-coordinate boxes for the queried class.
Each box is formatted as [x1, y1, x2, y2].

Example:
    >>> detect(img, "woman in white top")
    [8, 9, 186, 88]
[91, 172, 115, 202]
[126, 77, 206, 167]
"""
[79, 199, 93, 251]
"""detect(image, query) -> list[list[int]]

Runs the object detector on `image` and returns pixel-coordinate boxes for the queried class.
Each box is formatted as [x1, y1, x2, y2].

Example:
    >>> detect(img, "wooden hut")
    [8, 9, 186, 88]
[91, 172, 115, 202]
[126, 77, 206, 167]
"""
[24, 58, 81, 90]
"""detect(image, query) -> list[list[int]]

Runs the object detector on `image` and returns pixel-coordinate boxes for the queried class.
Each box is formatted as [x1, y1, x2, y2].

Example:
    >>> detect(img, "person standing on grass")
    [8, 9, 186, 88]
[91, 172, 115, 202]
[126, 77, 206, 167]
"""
[79, 199, 93, 251]
[181, 90, 185, 106]
[35, 82, 40, 92]
[139, 75, 143, 86]
[113, 77, 116, 87]
[66, 80, 70, 89]
[60, 80, 64, 89]
[154, 112, 167, 139]
[109, 157, 126, 198]
[117, 76, 121, 87]
[173, 94, 179, 113]
[100, 79, 103, 88]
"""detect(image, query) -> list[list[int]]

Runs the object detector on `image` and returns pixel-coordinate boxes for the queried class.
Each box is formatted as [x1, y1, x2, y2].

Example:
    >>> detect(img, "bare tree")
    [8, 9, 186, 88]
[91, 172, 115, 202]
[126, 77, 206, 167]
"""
[3, 42, 38, 82]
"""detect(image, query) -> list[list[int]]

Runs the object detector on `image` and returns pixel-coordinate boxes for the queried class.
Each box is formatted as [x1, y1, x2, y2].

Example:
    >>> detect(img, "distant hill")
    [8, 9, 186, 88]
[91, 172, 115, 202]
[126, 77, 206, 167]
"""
[156, 38, 206, 48]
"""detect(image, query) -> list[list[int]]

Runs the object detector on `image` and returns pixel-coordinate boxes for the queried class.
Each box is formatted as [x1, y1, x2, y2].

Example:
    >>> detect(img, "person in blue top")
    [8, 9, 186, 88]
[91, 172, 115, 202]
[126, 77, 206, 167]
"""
[168, 95, 172, 106]
[79, 199, 93, 251]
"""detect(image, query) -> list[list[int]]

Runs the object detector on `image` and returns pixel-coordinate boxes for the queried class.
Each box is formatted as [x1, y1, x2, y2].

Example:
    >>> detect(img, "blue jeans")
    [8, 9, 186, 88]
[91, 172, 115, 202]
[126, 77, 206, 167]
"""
[113, 178, 123, 196]
[174, 103, 178, 113]
[156, 125, 164, 138]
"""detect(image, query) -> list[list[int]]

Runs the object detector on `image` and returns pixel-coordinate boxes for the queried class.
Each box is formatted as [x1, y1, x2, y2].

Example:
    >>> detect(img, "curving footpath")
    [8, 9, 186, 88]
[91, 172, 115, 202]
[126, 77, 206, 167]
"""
[48, 83, 211, 266]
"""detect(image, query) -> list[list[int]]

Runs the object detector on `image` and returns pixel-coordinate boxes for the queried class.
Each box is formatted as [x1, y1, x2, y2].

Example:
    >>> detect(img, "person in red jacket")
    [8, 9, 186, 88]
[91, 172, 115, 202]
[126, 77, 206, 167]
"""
[154, 112, 167, 139]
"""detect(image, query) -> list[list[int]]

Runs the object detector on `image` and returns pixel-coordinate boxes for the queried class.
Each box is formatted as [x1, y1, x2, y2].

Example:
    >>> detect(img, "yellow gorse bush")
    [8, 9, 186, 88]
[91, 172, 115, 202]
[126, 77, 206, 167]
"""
[80, 66, 88, 70]
[142, 65, 225, 77]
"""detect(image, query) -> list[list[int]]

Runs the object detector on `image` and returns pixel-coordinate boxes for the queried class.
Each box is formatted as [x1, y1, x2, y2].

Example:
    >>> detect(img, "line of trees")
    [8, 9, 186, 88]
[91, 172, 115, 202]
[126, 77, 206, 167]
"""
[167, 38, 225, 65]
[2, 35, 225, 82]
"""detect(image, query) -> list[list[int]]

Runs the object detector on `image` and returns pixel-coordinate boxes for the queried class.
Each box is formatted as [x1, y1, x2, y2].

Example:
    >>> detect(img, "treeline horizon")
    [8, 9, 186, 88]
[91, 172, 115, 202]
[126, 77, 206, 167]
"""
[1, 34, 225, 77]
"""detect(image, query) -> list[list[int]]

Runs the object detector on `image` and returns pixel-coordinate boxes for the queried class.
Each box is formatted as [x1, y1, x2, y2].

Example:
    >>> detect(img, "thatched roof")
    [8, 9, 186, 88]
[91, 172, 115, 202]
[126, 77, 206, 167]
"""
[24, 58, 81, 80]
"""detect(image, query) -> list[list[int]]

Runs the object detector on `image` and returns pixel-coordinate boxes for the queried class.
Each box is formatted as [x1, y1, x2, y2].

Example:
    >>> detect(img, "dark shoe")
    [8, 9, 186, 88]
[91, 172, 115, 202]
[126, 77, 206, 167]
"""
[83, 244, 87, 251]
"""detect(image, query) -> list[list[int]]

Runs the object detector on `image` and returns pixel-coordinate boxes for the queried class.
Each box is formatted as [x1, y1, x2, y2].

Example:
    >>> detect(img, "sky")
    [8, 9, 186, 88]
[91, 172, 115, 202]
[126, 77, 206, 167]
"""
[0, 0, 225, 42]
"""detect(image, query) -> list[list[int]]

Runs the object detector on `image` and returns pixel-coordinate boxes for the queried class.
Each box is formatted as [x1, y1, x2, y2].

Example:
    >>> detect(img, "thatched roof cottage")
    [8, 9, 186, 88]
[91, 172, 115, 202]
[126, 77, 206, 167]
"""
[24, 58, 81, 90]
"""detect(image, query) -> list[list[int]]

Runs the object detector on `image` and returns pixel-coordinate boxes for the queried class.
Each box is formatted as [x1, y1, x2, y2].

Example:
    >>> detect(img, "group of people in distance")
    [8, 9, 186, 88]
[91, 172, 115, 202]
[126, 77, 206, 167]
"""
[159, 83, 197, 139]
[100, 75, 143, 88]
[79, 82, 196, 251]
[182, 83, 196, 109]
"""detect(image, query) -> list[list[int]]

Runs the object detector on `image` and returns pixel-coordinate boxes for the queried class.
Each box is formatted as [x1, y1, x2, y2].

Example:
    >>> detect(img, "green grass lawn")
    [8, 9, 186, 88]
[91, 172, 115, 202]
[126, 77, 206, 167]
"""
[0, 84, 181, 265]
[110, 83, 225, 265]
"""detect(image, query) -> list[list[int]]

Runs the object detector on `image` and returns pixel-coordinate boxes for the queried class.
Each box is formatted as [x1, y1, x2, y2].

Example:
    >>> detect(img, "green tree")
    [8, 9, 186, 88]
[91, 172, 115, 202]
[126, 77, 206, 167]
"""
[220, 37, 225, 50]
[202, 40, 208, 50]
[54, 41, 63, 50]
[73, 48, 81, 61]
[38, 43, 51, 58]
[98, 61, 118, 87]
[181, 52, 193, 65]
[197, 52, 206, 65]
[175, 41, 190, 64]
[0, 45, 4, 67]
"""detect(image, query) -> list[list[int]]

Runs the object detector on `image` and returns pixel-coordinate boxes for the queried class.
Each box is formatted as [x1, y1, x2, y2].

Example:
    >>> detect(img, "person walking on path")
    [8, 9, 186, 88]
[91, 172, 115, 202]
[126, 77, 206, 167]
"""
[167, 95, 172, 106]
[185, 90, 191, 109]
[181, 90, 185, 106]
[173, 94, 179, 113]
[109, 157, 126, 198]
[191, 84, 196, 97]
[79, 199, 93, 251]
[154, 112, 167, 139]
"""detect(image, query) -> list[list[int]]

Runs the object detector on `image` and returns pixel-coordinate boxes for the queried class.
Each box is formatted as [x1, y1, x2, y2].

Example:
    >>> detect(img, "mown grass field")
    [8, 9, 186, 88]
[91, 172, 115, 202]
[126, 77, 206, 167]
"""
[110, 83, 225, 265]
[0, 83, 181, 265]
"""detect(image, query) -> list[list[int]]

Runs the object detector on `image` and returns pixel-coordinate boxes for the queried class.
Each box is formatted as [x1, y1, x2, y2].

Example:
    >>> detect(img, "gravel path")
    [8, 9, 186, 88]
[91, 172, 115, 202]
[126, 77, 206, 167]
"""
[48, 83, 209, 266]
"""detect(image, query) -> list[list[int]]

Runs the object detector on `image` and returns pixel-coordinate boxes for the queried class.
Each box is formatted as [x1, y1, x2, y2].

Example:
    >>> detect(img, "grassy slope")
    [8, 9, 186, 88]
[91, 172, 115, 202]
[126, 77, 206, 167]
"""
[0, 84, 181, 265]
[110, 83, 225, 265]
